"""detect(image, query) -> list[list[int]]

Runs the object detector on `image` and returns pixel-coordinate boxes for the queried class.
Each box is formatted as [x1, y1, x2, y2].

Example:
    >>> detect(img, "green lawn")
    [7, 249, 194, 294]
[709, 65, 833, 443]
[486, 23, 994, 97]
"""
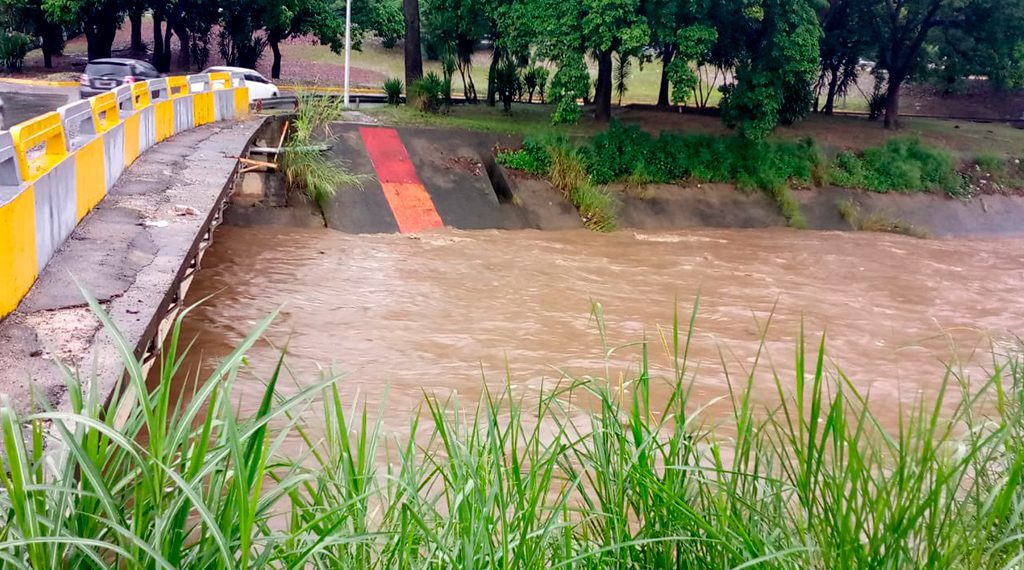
[367, 100, 1024, 159]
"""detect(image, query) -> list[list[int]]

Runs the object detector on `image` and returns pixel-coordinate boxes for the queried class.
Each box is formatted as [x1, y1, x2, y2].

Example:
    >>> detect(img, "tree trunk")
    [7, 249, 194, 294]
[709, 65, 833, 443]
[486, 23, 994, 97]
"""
[822, 65, 841, 115]
[85, 29, 111, 61]
[656, 46, 674, 108]
[162, 24, 174, 70]
[174, 24, 190, 69]
[85, 6, 118, 61]
[486, 46, 501, 106]
[270, 38, 282, 79]
[883, 76, 902, 129]
[594, 49, 613, 122]
[41, 23, 61, 69]
[402, 0, 423, 94]
[129, 8, 145, 52]
[152, 10, 165, 70]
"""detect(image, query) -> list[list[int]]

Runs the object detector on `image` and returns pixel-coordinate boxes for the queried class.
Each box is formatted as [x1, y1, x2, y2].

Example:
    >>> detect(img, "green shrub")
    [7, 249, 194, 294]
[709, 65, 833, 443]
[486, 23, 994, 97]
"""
[549, 58, 589, 125]
[0, 31, 32, 72]
[383, 77, 403, 105]
[975, 152, 1008, 183]
[583, 121, 654, 184]
[492, 58, 520, 112]
[496, 137, 552, 174]
[281, 145, 361, 203]
[522, 65, 549, 103]
[412, 72, 447, 113]
[829, 138, 962, 194]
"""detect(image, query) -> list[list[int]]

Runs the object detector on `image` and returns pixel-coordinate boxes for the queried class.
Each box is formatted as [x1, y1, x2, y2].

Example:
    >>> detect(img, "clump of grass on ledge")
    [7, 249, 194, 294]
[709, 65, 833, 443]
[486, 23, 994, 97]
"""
[838, 198, 930, 238]
[282, 92, 362, 203]
[280, 146, 361, 204]
[499, 136, 617, 231]
[549, 144, 617, 231]
[4, 298, 1024, 568]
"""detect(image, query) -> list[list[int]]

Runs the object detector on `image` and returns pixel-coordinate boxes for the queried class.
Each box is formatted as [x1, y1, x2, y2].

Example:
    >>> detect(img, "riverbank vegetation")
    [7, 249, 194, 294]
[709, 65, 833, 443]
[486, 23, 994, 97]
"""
[3, 299, 1024, 568]
[280, 93, 362, 204]
[499, 122, 957, 230]
[837, 198, 931, 238]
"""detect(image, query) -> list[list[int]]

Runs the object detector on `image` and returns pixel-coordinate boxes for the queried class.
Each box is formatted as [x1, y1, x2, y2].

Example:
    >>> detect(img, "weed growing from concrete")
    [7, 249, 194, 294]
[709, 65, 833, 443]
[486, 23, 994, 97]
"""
[548, 144, 617, 231]
[282, 93, 362, 203]
[837, 198, 930, 238]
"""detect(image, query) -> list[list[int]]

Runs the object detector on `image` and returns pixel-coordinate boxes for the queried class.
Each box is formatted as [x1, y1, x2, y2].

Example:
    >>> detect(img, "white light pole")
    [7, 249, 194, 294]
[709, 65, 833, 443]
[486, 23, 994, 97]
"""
[343, 0, 352, 107]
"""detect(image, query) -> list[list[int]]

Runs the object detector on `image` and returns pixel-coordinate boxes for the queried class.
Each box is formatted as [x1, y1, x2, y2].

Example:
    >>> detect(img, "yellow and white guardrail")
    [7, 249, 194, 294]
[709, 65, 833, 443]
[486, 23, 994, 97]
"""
[0, 71, 249, 317]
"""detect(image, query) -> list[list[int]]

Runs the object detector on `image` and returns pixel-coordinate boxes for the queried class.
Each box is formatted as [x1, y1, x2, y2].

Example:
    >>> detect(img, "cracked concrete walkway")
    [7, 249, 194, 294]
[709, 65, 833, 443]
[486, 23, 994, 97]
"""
[0, 116, 264, 414]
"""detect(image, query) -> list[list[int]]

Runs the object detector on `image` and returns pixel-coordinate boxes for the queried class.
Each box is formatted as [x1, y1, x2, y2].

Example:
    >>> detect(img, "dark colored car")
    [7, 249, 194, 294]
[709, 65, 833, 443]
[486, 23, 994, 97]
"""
[79, 58, 161, 98]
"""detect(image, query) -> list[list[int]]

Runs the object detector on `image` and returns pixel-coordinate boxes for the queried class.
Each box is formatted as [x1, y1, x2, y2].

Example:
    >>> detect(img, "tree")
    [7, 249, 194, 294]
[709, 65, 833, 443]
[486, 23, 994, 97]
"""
[868, 0, 953, 128]
[265, 0, 343, 79]
[0, 0, 64, 68]
[857, 0, 1024, 127]
[665, 23, 717, 106]
[645, 0, 713, 107]
[513, 0, 649, 121]
[928, 0, 1024, 91]
[44, 0, 124, 60]
[150, 0, 218, 71]
[816, 0, 872, 114]
[719, 0, 821, 139]
[403, 0, 423, 92]
[422, 0, 488, 101]
[127, 0, 144, 52]
[348, 0, 404, 49]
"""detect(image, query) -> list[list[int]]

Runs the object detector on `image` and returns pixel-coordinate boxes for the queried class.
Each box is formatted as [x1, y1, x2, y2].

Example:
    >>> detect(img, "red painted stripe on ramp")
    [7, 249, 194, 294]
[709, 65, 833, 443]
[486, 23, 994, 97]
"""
[359, 127, 443, 232]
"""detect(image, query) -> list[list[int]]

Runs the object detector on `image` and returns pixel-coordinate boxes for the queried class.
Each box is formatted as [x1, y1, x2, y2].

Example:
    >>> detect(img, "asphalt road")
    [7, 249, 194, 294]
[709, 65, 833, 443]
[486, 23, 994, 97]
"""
[0, 84, 76, 129]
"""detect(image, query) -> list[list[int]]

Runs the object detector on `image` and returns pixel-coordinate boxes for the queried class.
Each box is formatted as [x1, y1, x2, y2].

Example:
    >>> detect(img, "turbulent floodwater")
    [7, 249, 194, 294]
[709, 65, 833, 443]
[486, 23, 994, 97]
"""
[177, 225, 1024, 433]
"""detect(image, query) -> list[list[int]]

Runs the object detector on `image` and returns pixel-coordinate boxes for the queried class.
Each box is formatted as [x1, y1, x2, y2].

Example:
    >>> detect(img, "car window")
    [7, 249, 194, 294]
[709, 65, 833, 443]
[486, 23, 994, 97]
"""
[244, 73, 268, 84]
[85, 62, 131, 77]
[138, 62, 159, 77]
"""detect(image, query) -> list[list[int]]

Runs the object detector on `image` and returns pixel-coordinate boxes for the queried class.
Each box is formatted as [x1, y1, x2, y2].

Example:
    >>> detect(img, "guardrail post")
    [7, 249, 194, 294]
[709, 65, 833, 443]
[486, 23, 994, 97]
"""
[10, 112, 74, 273]
[90, 92, 126, 193]
[187, 74, 214, 126]
[58, 99, 106, 220]
[0, 132, 34, 318]
[133, 81, 157, 155]
[229, 72, 250, 117]
[167, 76, 194, 134]
[149, 78, 175, 142]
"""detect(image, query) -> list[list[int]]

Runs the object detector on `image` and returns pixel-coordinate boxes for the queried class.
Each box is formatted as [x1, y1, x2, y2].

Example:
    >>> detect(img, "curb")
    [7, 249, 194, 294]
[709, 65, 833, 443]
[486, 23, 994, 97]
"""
[278, 84, 385, 95]
[0, 77, 79, 88]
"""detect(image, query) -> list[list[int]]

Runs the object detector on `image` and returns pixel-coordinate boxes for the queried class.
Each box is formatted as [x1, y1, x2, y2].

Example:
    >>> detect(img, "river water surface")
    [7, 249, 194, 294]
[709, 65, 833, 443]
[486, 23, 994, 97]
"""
[179, 226, 1024, 435]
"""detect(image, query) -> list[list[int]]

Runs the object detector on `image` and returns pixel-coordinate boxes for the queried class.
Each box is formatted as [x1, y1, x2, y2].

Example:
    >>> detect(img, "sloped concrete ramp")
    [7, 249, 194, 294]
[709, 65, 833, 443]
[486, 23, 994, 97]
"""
[324, 124, 533, 233]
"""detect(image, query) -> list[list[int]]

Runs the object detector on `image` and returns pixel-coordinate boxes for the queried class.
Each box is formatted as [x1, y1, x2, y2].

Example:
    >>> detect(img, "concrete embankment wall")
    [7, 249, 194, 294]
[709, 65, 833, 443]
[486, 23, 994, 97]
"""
[234, 124, 1024, 238]
[0, 72, 249, 318]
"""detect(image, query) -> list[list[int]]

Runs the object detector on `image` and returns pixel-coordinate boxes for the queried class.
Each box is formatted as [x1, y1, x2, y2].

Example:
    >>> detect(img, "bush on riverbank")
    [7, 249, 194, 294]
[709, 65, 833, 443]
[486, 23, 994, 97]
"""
[499, 122, 816, 228]
[830, 138, 965, 196]
[3, 299, 1024, 568]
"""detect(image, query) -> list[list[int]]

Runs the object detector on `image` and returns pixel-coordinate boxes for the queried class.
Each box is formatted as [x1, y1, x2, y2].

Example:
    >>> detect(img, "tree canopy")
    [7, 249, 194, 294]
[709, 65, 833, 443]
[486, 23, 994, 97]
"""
[0, 0, 1018, 136]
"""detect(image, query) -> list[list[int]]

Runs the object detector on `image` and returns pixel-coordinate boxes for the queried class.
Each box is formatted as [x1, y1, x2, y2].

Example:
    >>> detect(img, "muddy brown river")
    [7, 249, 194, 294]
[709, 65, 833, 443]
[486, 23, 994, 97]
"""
[178, 225, 1023, 435]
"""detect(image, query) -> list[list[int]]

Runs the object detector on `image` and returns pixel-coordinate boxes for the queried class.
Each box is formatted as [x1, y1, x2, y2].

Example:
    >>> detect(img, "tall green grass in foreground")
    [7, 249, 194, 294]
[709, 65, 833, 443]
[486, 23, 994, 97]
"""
[2, 298, 1024, 568]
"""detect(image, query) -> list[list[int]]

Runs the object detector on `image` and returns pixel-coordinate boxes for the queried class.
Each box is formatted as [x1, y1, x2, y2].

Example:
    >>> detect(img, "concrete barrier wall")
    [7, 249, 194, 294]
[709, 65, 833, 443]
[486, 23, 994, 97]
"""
[0, 74, 249, 317]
